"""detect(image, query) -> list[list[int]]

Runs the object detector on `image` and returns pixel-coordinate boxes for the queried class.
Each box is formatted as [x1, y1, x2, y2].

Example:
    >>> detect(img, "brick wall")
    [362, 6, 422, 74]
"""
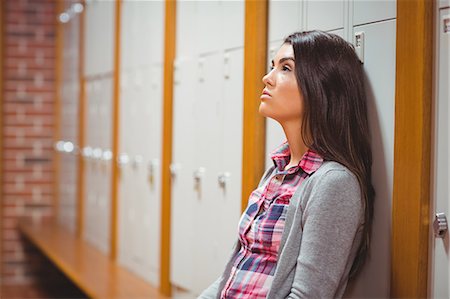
[1, 0, 57, 290]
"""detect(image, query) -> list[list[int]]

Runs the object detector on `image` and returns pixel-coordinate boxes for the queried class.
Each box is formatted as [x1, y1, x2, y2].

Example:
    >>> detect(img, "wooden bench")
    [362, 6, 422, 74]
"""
[19, 219, 168, 299]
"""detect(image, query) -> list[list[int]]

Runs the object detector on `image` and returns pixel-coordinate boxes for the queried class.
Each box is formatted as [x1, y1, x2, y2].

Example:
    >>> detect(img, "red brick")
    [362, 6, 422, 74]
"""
[3, 186, 54, 196]
[3, 175, 54, 184]
[5, 58, 55, 70]
[6, 38, 55, 49]
[2, 0, 58, 289]
[5, 46, 56, 59]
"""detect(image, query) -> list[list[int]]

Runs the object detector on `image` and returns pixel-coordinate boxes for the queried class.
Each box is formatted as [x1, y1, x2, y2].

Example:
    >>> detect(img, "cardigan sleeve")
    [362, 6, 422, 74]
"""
[287, 169, 364, 299]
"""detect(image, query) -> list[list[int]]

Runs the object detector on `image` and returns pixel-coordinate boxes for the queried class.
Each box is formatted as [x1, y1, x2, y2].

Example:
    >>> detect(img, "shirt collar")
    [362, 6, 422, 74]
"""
[270, 141, 324, 175]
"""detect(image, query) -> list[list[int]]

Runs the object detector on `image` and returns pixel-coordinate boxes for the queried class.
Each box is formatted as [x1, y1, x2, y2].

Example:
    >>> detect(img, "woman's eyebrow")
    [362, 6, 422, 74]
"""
[271, 57, 295, 66]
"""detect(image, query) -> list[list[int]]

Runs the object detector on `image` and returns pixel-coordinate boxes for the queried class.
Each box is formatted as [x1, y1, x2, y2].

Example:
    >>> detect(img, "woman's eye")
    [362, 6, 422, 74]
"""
[282, 65, 291, 71]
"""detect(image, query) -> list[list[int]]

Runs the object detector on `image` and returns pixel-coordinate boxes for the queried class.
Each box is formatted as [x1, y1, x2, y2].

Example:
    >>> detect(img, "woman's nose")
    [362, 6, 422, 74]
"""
[262, 70, 274, 86]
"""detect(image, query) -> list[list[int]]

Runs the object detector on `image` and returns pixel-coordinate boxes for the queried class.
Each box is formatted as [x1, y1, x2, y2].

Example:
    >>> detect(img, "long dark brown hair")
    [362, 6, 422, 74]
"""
[284, 30, 375, 278]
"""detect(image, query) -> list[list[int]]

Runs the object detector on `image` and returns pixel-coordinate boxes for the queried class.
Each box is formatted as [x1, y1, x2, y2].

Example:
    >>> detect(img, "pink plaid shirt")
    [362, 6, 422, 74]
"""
[220, 142, 324, 298]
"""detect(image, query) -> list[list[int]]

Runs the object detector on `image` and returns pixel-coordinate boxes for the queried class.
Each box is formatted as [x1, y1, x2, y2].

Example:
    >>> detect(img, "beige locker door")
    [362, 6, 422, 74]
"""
[304, 0, 345, 31]
[352, 0, 396, 26]
[82, 0, 115, 255]
[58, 8, 82, 232]
[117, 1, 164, 285]
[344, 19, 396, 298]
[430, 7, 450, 298]
[171, 57, 198, 291]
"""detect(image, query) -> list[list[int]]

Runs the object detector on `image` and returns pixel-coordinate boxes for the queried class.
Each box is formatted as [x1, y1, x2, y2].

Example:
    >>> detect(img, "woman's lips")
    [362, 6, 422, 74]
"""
[261, 89, 272, 99]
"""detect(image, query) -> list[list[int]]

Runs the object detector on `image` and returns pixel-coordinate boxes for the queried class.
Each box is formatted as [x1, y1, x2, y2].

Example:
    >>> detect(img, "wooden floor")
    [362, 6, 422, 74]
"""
[18, 219, 169, 299]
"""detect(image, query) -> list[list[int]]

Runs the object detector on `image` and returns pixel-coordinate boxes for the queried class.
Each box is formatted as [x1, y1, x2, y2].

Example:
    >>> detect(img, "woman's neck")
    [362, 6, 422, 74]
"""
[281, 120, 308, 170]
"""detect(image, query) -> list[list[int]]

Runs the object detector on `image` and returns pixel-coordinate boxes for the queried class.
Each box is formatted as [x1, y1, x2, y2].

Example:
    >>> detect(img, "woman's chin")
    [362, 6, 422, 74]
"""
[258, 103, 270, 117]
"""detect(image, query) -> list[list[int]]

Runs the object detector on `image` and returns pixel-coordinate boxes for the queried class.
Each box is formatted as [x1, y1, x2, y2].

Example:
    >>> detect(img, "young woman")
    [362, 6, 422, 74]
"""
[199, 30, 375, 299]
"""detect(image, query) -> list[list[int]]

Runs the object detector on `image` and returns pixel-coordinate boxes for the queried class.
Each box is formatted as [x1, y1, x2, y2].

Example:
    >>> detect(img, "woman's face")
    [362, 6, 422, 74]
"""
[259, 43, 303, 124]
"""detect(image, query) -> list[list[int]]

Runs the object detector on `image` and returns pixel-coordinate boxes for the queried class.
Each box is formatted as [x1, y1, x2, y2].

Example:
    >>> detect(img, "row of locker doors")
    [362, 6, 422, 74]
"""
[57, 24, 396, 298]
[56, 1, 397, 297]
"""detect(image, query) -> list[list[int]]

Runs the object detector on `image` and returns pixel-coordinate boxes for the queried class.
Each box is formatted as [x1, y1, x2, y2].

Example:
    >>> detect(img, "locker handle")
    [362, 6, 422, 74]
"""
[193, 167, 206, 181]
[132, 155, 144, 168]
[102, 150, 112, 161]
[147, 159, 159, 186]
[148, 159, 159, 174]
[92, 148, 103, 160]
[81, 146, 93, 159]
[434, 213, 448, 238]
[169, 163, 180, 178]
[218, 172, 231, 188]
[118, 153, 130, 167]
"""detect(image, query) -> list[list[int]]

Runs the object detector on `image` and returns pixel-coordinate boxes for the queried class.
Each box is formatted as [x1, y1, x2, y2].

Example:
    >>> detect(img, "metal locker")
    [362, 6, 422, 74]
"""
[59, 154, 78, 232]
[117, 1, 164, 284]
[305, 0, 345, 32]
[268, 0, 303, 42]
[213, 47, 244, 281]
[120, 2, 133, 70]
[101, 77, 113, 255]
[117, 127, 136, 272]
[171, 57, 198, 290]
[176, 1, 198, 57]
[196, 2, 222, 54]
[137, 2, 164, 68]
[58, 14, 81, 233]
[83, 81, 97, 248]
[84, 0, 115, 76]
[83, 77, 112, 255]
[328, 28, 345, 39]
[353, 0, 396, 26]
[118, 68, 134, 268]
[190, 52, 224, 294]
[221, 1, 245, 50]
[139, 64, 163, 285]
[130, 4, 140, 70]
[345, 19, 396, 298]
[430, 7, 450, 298]
[172, 3, 245, 294]
[119, 65, 163, 285]
[119, 71, 130, 151]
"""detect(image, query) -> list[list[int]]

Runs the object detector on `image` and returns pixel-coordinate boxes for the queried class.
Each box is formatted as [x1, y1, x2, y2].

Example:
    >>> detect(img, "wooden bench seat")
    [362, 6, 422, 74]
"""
[19, 219, 168, 299]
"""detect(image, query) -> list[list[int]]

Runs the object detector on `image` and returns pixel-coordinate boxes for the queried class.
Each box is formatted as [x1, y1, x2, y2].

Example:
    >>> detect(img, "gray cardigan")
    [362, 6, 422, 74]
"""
[198, 161, 364, 299]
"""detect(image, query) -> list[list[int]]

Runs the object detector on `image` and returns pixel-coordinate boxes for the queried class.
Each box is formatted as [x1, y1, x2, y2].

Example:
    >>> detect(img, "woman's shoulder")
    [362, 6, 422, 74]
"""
[300, 161, 363, 217]
[311, 160, 358, 185]
[304, 161, 361, 200]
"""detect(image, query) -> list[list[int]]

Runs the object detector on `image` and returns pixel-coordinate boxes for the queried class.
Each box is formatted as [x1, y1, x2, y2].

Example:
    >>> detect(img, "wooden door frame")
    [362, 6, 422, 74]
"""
[241, 0, 268, 212]
[160, 0, 176, 296]
[110, 0, 122, 261]
[391, 0, 434, 297]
